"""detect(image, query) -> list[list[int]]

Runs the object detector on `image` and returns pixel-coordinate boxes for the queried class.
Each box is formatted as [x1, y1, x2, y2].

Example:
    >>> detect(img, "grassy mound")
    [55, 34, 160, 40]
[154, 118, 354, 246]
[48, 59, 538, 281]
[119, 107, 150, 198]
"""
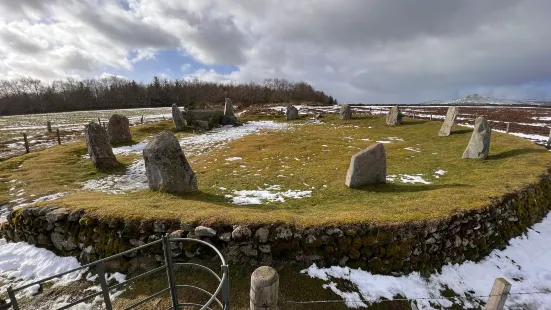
[1, 115, 550, 226]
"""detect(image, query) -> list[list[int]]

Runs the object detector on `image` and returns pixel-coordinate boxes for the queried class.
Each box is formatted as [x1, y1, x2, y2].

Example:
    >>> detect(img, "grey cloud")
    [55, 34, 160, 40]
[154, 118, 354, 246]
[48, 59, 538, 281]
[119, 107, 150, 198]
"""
[70, 2, 177, 49]
[0, 28, 47, 54]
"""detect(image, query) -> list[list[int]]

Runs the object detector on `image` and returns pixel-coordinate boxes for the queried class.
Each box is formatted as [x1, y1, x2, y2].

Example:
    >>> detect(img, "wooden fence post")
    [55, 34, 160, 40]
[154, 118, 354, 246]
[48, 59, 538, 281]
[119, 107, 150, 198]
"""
[56, 128, 61, 145]
[23, 133, 29, 153]
[484, 278, 511, 310]
[250, 266, 279, 310]
[98, 117, 101, 126]
[141, 115, 144, 124]
[47, 121, 52, 133]
[505, 122, 510, 134]
[547, 128, 551, 148]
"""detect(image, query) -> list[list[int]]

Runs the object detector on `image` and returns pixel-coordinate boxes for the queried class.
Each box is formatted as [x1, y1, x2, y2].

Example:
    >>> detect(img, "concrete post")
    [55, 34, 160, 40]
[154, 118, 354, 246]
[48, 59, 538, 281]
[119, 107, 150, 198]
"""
[250, 266, 279, 310]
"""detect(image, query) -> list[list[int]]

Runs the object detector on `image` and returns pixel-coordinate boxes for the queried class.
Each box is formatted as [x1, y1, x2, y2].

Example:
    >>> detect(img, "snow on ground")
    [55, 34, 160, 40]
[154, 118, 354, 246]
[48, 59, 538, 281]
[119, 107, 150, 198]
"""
[386, 174, 432, 185]
[226, 157, 242, 161]
[85, 121, 290, 194]
[112, 141, 149, 155]
[532, 116, 551, 121]
[225, 185, 312, 205]
[303, 212, 551, 309]
[0, 239, 83, 297]
[1, 192, 67, 222]
[404, 147, 421, 153]
[434, 170, 447, 179]
[376, 140, 392, 144]
[81, 159, 148, 194]
[459, 123, 550, 145]
[0, 239, 127, 308]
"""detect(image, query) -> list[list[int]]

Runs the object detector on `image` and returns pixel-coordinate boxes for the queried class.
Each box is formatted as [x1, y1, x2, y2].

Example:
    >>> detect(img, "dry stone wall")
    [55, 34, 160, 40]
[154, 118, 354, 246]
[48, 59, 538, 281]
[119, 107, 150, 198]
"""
[2, 170, 551, 274]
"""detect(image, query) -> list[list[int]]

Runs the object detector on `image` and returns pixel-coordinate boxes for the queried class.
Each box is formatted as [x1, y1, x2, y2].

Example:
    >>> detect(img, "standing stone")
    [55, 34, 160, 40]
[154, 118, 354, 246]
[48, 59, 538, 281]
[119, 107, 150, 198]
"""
[143, 131, 198, 193]
[438, 107, 459, 137]
[339, 104, 352, 120]
[224, 98, 234, 117]
[107, 114, 132, 144]
[84, 122, 119, 170]
[172, 104, 187, 131]
[286, 105, 299, 121]
[462, 117, 491, 159]
[345, 143, 386, 188]
[386, 106, 403, 126]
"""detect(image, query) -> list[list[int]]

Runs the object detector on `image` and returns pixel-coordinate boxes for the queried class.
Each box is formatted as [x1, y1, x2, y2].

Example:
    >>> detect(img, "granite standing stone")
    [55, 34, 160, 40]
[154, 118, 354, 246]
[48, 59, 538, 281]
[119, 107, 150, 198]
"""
[345, 143, 386, 188]
[386, 106, 402, 126]
[172, 104, 187, 131]
[107, 114, 132, 144]
[224, 98, 235, 117]
[84, 122, 119, 170]
[286, 105, 299, 121]
[339, 104, 352, 120]
[462, 117, 492, 159]
[438, 107, 459, 136]
[143, 131, 198, 193]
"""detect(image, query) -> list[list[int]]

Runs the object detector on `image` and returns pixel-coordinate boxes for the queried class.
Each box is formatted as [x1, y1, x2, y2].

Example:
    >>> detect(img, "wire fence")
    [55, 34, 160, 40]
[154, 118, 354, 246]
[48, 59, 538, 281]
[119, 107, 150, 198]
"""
[277, 289, 551, 308]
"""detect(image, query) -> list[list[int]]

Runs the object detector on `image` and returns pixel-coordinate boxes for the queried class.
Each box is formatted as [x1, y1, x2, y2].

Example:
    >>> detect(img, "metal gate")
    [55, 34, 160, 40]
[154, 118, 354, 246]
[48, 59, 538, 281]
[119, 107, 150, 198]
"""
[4, 236, 230, 310]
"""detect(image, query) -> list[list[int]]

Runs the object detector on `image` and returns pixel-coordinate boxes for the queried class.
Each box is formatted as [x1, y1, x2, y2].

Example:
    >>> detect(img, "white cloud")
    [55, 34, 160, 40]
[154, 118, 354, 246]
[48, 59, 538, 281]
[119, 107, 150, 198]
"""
[1, 0, 551, 102]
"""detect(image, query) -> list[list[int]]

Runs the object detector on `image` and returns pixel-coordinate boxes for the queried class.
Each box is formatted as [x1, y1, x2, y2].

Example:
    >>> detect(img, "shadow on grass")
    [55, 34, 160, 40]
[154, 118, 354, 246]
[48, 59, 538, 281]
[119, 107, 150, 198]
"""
[167, 191, 231, 206]
[400, 120, 428, 125]
[487, 148, 549, 160]
[351, 182, 470, 193]
[451, 129, 472, 135]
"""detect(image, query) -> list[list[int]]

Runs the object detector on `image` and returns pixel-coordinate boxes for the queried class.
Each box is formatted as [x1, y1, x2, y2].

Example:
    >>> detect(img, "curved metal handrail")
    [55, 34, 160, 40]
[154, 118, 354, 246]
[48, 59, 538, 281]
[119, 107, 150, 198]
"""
[166, 237, 230, 310]
[6, 235, 230, 310]
[169, 237, 227, 266]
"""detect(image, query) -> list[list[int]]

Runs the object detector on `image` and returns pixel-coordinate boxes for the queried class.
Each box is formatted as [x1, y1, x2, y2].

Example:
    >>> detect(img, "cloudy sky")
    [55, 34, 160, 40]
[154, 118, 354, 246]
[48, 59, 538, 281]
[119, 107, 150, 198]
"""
[1, 0, 551, 103]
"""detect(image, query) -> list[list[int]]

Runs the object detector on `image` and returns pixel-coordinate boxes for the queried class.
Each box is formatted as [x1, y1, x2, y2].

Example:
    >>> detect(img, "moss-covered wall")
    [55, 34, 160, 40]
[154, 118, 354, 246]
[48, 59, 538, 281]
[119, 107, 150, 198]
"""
[2, 170, 551, 274]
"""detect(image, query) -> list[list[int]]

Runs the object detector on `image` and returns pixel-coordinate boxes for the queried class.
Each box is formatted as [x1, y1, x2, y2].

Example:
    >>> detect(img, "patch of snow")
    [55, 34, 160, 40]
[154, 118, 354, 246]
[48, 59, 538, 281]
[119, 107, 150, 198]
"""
[387, 137, 404, 141]
[112, 140, 149, 155]
[226, 157, 242, 161]
[386, 174, 432, 184]
[303, 212, 551, 309]
[0, 240, 83, 297]
[376, 140, 392, 144]
[81, 159, 148, 194]
[227, 186, 312, 205]
[404, 147, 421, 153]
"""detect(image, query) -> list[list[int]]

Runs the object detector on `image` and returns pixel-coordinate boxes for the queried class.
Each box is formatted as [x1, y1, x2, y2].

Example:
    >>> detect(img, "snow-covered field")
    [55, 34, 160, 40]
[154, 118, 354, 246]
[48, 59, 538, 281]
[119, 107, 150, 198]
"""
[304, 213, 551, 309]
[0, 107, 172, 158]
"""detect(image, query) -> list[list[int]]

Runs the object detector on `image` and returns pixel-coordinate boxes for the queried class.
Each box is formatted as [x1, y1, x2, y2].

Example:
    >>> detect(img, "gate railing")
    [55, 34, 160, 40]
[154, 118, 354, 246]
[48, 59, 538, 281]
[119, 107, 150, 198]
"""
[5, 235, 230, 310]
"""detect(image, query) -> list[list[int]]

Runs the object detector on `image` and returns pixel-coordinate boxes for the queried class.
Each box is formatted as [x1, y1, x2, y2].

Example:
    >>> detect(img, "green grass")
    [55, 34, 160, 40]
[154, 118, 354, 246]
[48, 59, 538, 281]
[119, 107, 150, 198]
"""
[2, 115, 550, 226]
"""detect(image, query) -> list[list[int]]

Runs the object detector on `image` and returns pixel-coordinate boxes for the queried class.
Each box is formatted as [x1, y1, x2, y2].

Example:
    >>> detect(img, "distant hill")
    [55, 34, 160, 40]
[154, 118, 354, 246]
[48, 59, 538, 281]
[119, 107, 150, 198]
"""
[419, 94, 551, 106]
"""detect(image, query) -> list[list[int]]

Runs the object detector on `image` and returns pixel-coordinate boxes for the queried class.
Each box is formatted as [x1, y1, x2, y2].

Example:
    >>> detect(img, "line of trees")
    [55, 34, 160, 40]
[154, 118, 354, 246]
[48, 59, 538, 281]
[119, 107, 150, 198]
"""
[0, 76, 336, 116]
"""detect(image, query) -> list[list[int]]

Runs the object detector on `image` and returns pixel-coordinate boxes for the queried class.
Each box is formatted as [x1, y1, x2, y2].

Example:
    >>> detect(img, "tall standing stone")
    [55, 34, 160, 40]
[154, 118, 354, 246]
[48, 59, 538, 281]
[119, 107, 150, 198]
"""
[286, 105, 299, 121]
[143, 131, 197, 193]
[345, 143, 386, 188]
[386, 106, 402, 126]
[107, 114, 132, 144]
[339, 104, 352, 120]
[462, 117, 491, 159]
[172, 104, 187, 131]
[84, 122, 119, 170]
[224, 98, 234, 117]
[438, 107, 459, 137]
